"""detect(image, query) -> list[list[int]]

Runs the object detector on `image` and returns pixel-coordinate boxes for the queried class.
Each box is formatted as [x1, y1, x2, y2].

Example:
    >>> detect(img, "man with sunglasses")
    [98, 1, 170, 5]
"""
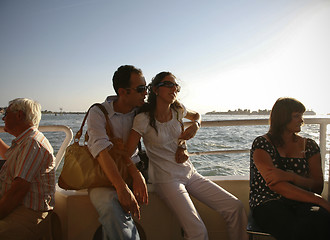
[86, 65, 148, 240]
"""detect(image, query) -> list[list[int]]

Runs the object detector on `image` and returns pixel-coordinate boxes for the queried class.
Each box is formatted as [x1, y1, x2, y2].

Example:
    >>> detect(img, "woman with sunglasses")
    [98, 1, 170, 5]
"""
[125, 72, 248, 240]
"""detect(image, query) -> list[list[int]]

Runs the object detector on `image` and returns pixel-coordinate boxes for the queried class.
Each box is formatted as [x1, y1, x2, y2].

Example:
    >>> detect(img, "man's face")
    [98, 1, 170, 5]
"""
[127, 73, 147, 107]
[2, 105, 18, 134]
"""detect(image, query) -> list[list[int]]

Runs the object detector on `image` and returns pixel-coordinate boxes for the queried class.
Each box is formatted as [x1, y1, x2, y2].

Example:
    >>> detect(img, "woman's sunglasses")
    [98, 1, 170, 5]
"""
[156, 81, 181, 92]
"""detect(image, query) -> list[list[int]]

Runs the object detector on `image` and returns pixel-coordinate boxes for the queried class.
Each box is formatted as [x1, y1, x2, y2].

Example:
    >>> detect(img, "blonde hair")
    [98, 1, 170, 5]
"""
[9, 98, 42, 127]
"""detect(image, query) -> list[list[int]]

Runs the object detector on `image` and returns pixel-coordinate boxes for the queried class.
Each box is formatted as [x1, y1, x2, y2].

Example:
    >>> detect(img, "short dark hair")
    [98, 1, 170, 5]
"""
[112, 65, 143, 94]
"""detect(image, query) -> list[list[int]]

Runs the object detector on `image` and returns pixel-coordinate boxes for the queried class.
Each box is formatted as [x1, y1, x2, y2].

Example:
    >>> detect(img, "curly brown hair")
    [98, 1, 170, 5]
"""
[139, 72, 183, 134]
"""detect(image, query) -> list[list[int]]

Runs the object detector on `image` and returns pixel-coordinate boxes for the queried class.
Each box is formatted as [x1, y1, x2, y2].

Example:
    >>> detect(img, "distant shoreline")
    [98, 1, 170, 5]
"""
[205, 109, 316, 115]
[0, 108, 319, 116]
[0, 108, 86, 115]
[42, 111, 86, 115]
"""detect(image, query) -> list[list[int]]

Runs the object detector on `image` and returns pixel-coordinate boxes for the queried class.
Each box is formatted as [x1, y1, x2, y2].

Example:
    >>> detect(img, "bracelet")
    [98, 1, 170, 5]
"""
[194, 120, 201, 128]
[178, 139, 187, 150]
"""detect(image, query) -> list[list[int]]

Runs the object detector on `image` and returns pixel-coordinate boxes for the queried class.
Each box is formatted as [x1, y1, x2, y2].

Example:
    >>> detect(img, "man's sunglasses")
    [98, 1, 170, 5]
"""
[156, 81, 181, 92]
[3, 109, 16, 118]
[126, 85, 148, 93]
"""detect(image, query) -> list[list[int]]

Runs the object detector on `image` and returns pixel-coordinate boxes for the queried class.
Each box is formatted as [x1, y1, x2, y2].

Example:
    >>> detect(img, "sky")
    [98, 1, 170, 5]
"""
[1, 0, 329, 114]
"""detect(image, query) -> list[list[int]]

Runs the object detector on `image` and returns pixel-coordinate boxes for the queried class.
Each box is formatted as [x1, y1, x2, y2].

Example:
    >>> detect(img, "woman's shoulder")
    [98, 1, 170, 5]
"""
[172, 102, 186, 117]
[135, 112, 149, 121]
[252, 135, 274, 151]
[296, 135, 319, 148]
[304, 137, 318, 145]
[304, 137, 320, 154]
[133, 112, 150, 134]
[253, 135, 268, 143]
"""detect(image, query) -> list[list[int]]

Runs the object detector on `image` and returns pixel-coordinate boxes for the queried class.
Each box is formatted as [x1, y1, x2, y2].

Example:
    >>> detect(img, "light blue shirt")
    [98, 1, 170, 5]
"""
[87, 96, 140, 163]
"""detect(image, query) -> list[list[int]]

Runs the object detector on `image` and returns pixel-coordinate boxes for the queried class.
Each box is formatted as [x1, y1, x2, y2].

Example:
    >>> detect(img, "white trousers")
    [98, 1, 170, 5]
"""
[154, 172, 248, 240]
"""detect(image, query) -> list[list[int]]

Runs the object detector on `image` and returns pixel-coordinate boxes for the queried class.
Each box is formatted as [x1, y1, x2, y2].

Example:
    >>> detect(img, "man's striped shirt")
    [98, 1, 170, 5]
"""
[0, 127, 55, 211]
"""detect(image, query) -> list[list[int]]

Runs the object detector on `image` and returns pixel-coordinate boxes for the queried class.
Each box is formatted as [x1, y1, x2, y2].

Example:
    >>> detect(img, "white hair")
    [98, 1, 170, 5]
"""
[9, 98, 41, 127]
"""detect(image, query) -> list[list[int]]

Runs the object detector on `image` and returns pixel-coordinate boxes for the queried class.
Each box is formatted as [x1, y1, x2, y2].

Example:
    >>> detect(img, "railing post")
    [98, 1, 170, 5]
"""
[318, 123, 329, 201]
[319, 123, 327, 176]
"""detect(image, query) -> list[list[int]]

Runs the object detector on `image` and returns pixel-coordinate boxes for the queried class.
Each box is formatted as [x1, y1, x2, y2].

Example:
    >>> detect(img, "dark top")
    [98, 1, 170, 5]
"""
[249, 136, 320, 209]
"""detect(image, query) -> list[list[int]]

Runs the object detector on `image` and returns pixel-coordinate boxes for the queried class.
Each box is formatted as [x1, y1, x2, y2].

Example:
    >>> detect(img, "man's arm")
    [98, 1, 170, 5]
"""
[97, 149, 141, 219]
[0, 138, 9, 159]
[0, 177, 30, 219]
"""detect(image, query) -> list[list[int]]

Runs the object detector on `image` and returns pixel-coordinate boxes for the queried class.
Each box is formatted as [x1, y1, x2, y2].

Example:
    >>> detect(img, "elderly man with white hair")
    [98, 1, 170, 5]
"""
[0, 98, 55, 240]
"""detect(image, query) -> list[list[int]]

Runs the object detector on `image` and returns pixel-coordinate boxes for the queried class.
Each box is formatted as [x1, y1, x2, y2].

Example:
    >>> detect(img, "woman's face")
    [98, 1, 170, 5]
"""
[285, 112, 304, 133]
[155, 75, 180, 104]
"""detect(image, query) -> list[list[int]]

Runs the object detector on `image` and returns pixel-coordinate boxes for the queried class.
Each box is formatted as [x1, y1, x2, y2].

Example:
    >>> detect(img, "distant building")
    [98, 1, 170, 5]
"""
[205, 109, 270, 115]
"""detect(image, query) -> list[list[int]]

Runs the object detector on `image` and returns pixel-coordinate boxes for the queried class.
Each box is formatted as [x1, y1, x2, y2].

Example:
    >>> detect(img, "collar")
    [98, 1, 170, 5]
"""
[12, 127, 37, 146]
[105, 95, 137, 117]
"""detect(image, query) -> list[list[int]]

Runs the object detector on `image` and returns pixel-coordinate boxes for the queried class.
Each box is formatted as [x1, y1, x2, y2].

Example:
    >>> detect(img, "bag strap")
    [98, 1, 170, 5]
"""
[74, 103, 113, 143]
[94, 103, 114, 139]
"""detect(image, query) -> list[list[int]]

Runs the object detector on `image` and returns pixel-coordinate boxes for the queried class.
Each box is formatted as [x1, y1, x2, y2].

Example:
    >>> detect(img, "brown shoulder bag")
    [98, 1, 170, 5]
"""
[58, 103, 131, 190]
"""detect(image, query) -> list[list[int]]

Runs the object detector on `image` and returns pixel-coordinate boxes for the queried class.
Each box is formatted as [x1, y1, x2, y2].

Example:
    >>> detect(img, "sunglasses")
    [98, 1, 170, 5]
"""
[156, 81, 181, 92]
[126, 85, 147, 93]
[3, 109, 17, 118]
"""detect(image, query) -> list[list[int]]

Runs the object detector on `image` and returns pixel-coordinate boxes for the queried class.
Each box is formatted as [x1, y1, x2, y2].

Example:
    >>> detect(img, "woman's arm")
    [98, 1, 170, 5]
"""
[271, 180, 330, 212]
[185, 109, 201, 126]
[253, 149, 329, 211]
[258, 151, 324, 194]
[180, 109, 201, 140]
[286, 153, 324, 194]
[0, 138, 9, 159]
[124, 129, 143, 175]
[125, 129, 148, 205]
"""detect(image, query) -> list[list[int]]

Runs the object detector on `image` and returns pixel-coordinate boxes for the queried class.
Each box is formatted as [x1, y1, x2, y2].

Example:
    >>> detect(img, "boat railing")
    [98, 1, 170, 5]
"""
[1, 119, 329, 170]
[1, 117, 329, 199]
[0, 125, 73, 170]
[1, 118, 328, 171]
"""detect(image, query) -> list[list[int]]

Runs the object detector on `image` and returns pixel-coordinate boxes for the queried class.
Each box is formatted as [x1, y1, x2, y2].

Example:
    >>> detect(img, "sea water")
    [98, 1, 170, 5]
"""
[0, 114, 329, 180]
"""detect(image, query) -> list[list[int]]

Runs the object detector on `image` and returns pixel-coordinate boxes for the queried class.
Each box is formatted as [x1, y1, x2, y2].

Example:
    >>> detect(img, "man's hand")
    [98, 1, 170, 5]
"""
[132, 171, 148, 205]
[117, 184, 141, 219]
[0, 177, 30, 219]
